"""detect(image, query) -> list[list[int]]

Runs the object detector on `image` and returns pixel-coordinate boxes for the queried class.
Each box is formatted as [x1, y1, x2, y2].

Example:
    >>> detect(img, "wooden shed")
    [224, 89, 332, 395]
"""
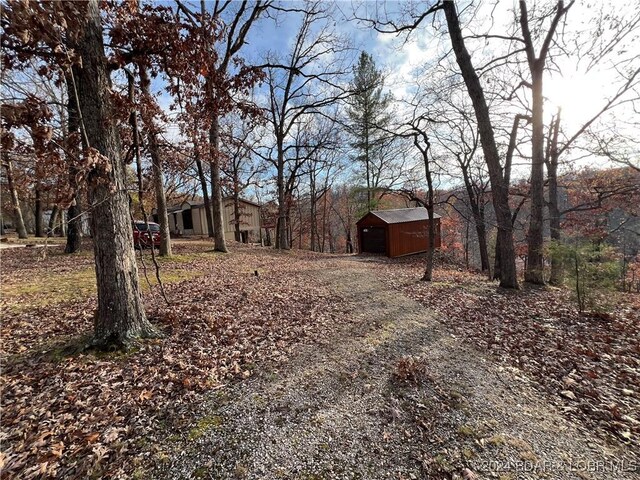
[356, 208, 441, 258]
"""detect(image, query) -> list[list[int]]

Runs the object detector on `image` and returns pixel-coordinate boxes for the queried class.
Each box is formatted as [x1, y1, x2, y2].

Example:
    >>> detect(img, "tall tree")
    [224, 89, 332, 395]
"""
[165, 0, 268, 252]
[362, 0, 519, 288]
[442, 1, 519, 288]
[519, 0, 573, 285]
[259, 1, 350, 249]
[76, 0, 160, 347]
[346, 51, 392, 211]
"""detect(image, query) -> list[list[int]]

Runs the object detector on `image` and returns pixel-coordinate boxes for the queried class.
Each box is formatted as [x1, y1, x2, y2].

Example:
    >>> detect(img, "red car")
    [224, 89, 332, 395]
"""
[132, 221, 161, 249]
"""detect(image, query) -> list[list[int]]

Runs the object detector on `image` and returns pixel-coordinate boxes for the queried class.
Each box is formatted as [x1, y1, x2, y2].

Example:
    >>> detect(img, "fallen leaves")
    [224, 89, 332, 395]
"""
[0, 243, 348, 479]
[379, 255, 640, 450]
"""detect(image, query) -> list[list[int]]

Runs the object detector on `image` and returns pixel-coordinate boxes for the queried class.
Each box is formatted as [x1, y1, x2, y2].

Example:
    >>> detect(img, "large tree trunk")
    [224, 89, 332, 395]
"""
[34, 185, 43, 237]
[443, 1, 518, 289]
[138, 66, 171, 256]
[209, 112, 227, 252]
[76, 0, 159, 348]
[525, 67, 546, 284]
[3, 155, 28, 239]
[65, 70, 83, 254]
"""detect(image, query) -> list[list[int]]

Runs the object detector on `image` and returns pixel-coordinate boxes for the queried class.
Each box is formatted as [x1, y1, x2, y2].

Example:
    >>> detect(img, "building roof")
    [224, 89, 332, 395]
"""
[361, 207, 441, 224]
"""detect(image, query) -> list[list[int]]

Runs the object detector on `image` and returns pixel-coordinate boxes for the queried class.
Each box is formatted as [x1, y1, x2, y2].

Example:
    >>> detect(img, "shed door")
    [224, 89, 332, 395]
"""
[361, 227, 386, 254]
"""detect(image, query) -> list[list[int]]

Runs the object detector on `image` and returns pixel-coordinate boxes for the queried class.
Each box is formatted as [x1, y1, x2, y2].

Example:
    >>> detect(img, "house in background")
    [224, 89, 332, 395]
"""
[356, 207, 441, 258]
[155, 197, 262, 243]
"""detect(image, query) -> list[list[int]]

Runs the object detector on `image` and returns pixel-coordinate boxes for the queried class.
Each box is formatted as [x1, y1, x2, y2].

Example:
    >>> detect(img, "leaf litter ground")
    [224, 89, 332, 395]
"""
[1, 245, 638, 479]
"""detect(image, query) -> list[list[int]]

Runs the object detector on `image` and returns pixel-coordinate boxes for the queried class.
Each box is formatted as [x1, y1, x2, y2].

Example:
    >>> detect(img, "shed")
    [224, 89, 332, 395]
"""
[356, 207, 441, 258]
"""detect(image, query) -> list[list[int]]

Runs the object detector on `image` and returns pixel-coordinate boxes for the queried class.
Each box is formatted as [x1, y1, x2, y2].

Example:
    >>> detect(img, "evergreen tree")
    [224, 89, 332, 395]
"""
[346, 52, 392, 211]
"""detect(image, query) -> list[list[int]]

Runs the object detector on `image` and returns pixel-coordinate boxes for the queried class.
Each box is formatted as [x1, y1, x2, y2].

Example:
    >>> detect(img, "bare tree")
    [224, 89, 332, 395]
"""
[259, 1, 350, 249]
[519, 0, 574, 284]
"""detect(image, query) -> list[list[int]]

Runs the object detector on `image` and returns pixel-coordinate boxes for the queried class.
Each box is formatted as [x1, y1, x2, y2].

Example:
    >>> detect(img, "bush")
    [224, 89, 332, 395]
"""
[549, 240, 620, 314]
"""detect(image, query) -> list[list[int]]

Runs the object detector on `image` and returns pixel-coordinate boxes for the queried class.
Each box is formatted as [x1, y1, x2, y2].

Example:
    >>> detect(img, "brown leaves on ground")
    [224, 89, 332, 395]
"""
[0, 243, 347, 479]
[378, 255, 640, 450]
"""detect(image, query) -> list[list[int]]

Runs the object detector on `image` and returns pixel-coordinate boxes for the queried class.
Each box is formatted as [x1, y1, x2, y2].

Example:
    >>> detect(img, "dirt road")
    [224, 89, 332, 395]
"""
[157, 256, 636, 480]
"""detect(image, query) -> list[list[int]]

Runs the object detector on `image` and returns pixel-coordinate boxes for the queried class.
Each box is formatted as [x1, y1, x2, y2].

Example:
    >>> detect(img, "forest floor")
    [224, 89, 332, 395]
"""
[1, 241, 638, 479]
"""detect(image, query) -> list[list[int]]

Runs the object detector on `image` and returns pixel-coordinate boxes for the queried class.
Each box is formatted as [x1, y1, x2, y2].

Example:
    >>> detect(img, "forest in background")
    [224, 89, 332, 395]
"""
[2, 0, 639, 336]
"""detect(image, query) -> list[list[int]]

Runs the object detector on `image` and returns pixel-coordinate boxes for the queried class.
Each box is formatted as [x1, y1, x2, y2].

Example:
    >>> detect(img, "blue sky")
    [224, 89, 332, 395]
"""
[147, 0, 639, 197]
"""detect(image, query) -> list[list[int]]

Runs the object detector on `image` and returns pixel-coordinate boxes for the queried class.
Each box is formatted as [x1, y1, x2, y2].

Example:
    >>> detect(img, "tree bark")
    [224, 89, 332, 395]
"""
[443, 1, 518, 289]
[48, 205, 59, 236]
[76, 0, 159, 348]
[525, 67, 546, 284]
[209, 112, 228, 252]
[547, 110, 562, 285]
[138, 66, 171, 256]
[276, 136, 289, 250]
[3, 155, 28, 239]
[34, 184, 43, 237]
[233, 174, 241, 242]
[64, 69, 83, 254]
[194, 152, 214, 237]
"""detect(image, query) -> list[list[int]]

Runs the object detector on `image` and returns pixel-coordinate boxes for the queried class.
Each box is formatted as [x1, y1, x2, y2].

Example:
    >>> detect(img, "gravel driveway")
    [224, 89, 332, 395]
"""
[155, 256, 637, 480]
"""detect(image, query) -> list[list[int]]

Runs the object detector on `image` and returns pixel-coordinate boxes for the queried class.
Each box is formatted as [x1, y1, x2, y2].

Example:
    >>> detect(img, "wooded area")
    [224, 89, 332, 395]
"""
[1, 1, 638, 478]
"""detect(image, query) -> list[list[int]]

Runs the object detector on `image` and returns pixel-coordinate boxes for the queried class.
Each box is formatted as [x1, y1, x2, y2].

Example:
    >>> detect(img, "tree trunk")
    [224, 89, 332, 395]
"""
[233, 176, 241, 242]
[309, 169, 318, 251]
[194, 147, 214, 237]
[276, 137, 289, 250]
[76, 0, 159, 348]
[547, 110, 562, 285]
[48, 205, 59, 236]
[34, 185, 43, 237]
[417, 135, 435, 282]
[475, 211, 490, 273]
[460, 160, 490, 273]
[139, 66, 171, 256]
[3, 155, 28, 239]
[443, 1, 518, 289]
[346, 229, 353, 253]
[65, 69, 83, 254]
[209, 112, 227, 252]
[525, 67, 546, 284]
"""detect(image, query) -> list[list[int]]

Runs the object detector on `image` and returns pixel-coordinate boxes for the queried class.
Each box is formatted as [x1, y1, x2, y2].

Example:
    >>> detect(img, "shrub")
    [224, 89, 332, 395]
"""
[549, 240, 620, 314]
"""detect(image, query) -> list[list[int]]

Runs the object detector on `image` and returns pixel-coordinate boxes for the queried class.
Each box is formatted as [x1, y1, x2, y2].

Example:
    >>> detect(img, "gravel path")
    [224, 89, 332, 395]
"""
[156, 257, 637, 480]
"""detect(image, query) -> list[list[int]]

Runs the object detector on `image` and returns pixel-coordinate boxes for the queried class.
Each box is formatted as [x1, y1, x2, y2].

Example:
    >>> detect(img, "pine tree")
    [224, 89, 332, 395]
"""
[346, 52, 391, 211]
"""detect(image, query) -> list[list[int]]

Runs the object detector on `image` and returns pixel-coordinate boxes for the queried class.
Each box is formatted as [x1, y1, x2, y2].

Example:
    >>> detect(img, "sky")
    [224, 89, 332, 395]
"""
[146, 0, 639, 198]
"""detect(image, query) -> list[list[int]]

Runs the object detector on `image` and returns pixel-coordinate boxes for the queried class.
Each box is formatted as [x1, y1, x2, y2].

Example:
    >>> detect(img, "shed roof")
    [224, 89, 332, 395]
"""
[361, 207, 441, 224]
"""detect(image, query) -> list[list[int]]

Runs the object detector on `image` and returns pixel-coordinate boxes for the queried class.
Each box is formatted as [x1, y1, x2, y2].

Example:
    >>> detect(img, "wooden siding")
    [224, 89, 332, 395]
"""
[357, 212, 441, 258]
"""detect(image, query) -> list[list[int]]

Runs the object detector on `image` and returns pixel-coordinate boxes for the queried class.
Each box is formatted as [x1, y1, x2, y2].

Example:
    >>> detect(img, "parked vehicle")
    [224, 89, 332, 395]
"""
[132, 221, 161, 249]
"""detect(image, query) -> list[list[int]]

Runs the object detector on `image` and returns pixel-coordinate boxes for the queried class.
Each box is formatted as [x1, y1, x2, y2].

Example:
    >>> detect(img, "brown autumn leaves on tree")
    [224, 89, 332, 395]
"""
[1, 0, 268, 348]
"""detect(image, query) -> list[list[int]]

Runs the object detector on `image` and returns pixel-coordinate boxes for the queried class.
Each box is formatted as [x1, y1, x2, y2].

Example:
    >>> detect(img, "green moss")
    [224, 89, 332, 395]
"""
[457, 425, 476, 437]
[462, 448, 476, 460]
[1, 262, 204, 313]
[188, 415, 224, 440]
[192, 466, 209, 478]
